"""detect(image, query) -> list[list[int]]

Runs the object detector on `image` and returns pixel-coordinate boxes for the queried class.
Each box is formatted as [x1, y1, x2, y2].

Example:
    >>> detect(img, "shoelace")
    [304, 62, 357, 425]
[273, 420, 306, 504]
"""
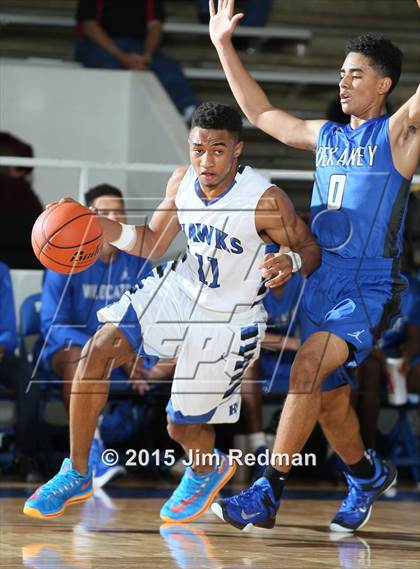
[342, 478, 371, 511]
[233, 484, 271, 510]
[171, 470, 210, 502]
[35, 470, 80, 498]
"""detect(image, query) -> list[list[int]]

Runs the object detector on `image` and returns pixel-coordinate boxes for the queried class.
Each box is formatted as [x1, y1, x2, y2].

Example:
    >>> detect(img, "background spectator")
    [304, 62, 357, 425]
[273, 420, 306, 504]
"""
[75, 0, 199, 122]
[354, 263, 420, 448]
[0, 261, 42, 481]
[0, 132, 43, 269]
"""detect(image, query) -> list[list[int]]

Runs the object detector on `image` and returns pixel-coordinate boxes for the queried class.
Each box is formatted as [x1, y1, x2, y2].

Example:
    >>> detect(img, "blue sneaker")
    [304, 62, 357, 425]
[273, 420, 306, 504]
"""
[89, 438, 126, 488]
[23, 458, 93, 519]
[330, 450, 397, 532]
[211, 476, 280, 530]
[160, 449, 236, 523]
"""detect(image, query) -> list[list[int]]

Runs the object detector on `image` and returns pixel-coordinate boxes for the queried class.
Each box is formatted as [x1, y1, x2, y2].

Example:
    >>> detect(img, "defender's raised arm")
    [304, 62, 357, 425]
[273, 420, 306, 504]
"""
[209, 0, 325, 151]
[389, 83, 420, 179]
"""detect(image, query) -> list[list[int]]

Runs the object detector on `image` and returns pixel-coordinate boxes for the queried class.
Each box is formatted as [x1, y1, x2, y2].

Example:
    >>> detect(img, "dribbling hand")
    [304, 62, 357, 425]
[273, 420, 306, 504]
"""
[209, 0, 244, 46]
[45, 197, 78, 210]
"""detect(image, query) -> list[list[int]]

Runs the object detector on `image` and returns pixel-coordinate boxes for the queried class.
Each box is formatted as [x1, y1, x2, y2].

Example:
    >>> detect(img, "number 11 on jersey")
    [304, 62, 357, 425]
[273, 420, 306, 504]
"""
[195, 253, 220, 288]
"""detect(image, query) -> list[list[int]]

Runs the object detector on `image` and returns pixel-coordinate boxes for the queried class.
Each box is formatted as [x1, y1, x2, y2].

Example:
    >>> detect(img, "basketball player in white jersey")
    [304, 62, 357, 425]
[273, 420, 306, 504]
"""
[23, 102, 320, 522]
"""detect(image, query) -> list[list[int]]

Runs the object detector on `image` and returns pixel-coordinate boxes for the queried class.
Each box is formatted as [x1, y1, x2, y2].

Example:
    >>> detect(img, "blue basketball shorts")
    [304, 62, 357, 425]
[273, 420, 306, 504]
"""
[300, 253, 407, 373]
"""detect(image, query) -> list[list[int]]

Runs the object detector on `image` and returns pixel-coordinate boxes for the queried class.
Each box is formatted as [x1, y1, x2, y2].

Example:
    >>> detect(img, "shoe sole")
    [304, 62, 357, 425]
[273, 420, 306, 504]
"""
[211, 502, 275, 531]
[160, 461, 237, 523]
[329, 463, 398, 533]
[23, 488, 94, 519]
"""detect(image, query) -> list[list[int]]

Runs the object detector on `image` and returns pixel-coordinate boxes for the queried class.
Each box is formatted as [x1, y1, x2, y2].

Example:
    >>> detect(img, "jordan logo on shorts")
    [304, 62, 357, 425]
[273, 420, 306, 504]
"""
[347, 329, 365, 343]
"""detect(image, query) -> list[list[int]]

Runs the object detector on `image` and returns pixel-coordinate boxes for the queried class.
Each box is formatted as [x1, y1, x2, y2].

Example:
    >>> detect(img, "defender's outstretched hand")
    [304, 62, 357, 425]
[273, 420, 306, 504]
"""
[209, 0, 244, 46]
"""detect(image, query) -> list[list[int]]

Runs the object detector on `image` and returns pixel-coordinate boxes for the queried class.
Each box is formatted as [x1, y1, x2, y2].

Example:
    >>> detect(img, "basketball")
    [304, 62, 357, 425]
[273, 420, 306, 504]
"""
[31, 201, 103, 274]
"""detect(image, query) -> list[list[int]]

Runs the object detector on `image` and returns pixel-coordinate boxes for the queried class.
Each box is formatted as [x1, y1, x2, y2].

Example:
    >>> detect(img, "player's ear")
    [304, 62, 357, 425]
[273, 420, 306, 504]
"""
[378, 76, 392, 95]
[234, 140, 244, 158]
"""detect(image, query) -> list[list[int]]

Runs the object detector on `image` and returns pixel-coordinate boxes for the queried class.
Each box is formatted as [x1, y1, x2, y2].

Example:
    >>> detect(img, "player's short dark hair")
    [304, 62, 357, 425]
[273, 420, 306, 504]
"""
[191, 102, 243, 141]
[84, 184, 123, 207]
[345, 33, 403, 94]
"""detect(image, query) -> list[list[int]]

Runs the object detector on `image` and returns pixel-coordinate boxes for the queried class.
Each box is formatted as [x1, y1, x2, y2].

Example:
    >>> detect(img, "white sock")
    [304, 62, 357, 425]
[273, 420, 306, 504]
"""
[247, 432, 267, 453]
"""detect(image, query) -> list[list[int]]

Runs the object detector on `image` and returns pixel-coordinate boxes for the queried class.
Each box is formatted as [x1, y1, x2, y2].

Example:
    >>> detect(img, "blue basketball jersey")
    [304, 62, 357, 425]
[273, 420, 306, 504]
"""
[311, 114, 411, 260]
[41, 251, 152, 363]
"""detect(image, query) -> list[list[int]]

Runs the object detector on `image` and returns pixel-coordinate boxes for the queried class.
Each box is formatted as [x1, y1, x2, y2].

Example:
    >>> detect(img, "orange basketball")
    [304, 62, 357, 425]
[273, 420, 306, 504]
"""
[31, 201, 103, 274]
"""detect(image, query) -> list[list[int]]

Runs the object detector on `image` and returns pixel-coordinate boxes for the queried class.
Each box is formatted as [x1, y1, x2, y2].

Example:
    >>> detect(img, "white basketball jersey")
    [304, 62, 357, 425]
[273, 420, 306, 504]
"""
[175, 165, 273, 313]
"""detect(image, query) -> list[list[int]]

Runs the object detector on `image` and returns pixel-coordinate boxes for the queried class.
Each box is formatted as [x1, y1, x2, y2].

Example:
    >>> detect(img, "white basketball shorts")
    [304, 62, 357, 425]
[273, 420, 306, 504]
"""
[97, 261, 267, 424]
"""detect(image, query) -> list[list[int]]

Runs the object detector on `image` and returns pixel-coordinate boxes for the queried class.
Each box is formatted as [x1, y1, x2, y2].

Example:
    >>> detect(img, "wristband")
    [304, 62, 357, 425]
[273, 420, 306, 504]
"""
[286, 251, 302, 273]
[109, 223, 137, 251]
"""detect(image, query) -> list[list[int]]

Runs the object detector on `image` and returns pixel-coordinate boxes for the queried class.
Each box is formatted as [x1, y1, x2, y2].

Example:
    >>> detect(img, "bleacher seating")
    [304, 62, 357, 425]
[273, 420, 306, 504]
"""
[0, 0, 418, 210]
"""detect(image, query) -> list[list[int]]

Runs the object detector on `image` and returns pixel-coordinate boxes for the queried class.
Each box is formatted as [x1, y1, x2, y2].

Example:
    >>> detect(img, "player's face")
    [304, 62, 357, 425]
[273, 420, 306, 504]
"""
[189, 127, 243, 189]
[339, 52, 390, 118]
[92, 196, 127, 223]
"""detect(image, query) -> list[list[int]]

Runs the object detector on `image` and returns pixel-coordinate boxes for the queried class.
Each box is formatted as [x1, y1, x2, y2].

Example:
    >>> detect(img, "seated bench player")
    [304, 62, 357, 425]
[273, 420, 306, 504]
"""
[0, 260, 42, 481]
[354, 267, 420, 448]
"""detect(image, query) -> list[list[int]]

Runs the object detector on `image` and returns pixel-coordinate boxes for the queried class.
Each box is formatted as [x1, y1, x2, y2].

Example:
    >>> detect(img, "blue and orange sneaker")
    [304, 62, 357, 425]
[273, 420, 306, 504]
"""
[330, 450, 397, 532]
[160, 449, 236, 523]
[211, 476, 280, 530]
[23, 458, 93, 519]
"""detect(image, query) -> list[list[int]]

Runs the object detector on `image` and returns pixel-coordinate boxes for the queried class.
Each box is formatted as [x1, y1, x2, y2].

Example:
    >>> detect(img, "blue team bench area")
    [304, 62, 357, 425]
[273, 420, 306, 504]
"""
[1, 268, 419, 484]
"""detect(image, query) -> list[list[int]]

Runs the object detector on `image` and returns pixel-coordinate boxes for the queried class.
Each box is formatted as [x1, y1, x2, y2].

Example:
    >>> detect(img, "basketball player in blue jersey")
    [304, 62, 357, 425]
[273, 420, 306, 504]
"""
[209, 0, 420, 532]
[23, 102, 320, 521]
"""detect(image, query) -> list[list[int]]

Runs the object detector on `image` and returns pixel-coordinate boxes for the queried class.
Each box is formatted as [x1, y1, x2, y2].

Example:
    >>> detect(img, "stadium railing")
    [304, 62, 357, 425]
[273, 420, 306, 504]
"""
[0, 12, 311, 56]
[0, 156, 419, 195]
